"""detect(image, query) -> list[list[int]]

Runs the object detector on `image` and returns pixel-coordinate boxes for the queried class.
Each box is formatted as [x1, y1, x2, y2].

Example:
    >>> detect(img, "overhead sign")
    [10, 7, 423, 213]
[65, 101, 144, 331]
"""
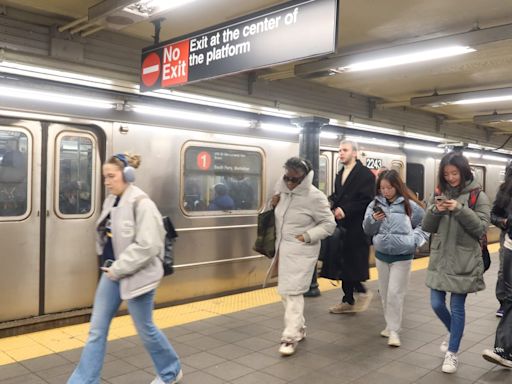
[140, 0, 338, 91]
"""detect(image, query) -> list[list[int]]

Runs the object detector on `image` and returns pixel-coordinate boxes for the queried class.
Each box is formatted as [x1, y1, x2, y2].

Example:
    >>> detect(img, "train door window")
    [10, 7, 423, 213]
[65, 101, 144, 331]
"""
[182, 143, 263, 214]
[55, 133, 96, 217]
[406, 163, 425, 201]
[318, 155, 329, 195]
[470, 165, 486, 191]
[0, 128, 30, 219]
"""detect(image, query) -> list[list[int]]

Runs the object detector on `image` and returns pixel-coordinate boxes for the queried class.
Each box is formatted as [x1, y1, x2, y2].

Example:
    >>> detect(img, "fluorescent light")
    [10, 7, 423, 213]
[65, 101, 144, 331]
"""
[0, 109, 72, 122]
[345, 135, 399, 148]
[320, 131, 338, 139]
[260, 123, 301, 134]
[132, 105, 251, 127]
[0, 61, 113, 87]
[463, 151, 482, 159]
[338, 46, 475, 72]
[404, 144, 444, 153]
[411, 87, 512, 107]
[482, 154, 509, 162]
[0, 86, 115, 109]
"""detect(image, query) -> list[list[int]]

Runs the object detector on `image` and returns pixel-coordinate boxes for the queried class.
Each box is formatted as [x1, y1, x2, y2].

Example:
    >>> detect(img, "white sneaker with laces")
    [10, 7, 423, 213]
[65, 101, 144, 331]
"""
[442, 351, 458, 373]
[388, 331, 401, 347]
[279, 340, 297, 356]
[440, 334, 449, 353]
[151, 369, 183, 384]
[380, 329, 390, 338]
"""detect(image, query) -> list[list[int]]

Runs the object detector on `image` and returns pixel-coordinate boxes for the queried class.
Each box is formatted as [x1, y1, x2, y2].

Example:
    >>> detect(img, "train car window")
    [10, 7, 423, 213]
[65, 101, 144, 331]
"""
[182, 144, 263, 214]
[318, 155, 329, 195]
[406, 163, 425, 201]
[56, 134, 95, 217]
[0, 129, 30, 218]
[470, 165, 486, 191]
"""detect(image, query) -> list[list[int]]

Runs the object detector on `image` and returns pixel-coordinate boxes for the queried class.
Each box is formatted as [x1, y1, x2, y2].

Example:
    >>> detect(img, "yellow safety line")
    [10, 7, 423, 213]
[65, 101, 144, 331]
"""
[0, 245, 500, 365]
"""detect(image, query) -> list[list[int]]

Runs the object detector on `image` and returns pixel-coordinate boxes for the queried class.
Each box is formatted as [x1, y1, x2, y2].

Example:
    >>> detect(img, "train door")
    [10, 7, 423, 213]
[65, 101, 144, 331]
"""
[0, 124, 39, 321]
[44, 124, 102, 314]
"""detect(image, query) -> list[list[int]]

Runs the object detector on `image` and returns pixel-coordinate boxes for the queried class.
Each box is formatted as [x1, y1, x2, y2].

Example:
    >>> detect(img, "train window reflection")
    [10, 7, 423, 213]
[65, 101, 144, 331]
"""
[57, 135, 94, 217]
[470, 165, 486, 191]
[0, 130, 29, 217]
[182, 145, 262, 214]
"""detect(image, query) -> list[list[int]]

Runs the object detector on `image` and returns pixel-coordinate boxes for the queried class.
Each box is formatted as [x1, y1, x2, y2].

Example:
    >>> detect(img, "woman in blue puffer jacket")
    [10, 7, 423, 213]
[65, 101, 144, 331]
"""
[363, 170, 429, 348]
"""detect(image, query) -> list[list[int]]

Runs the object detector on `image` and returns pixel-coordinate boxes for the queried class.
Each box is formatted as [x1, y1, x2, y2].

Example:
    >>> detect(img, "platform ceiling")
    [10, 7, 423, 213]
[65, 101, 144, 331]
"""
[3, 0, 512, 131]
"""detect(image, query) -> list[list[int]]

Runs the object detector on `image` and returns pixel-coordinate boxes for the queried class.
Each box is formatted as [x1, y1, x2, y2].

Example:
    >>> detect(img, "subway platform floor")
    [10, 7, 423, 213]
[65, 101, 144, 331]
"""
[0, 249, 510, 383]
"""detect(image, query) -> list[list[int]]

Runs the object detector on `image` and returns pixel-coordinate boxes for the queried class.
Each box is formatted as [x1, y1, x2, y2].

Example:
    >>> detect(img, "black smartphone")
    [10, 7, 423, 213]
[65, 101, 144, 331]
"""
[373, 205, 384, 215]
[102, 259, 114, 268]
[435, 195, 447, 203]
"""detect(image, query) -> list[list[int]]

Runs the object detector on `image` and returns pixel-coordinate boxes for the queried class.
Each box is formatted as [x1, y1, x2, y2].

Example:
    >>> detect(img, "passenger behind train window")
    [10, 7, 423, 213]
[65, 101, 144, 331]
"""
[181, 145, 262, 214]
[208, 183, 235, 211]
[422, 151, 490, 374]
[59, 181, 91, 215]
[0, 135, 28, 217]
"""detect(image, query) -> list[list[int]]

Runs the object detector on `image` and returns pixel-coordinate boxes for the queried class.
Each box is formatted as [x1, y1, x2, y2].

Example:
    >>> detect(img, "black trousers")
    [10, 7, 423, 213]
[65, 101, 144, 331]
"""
[495, 247, 512, 353]
[342, 281, 367, 305]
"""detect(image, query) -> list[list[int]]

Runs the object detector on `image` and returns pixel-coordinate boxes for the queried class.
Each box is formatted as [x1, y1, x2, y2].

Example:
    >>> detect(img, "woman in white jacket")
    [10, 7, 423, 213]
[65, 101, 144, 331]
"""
[270, 157, 336, 356]
[68, 153, 182, 384]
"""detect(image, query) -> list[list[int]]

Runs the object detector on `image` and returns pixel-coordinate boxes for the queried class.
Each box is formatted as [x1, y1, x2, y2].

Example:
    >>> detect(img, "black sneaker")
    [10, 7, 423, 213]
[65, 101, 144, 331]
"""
[482, 347, 512, 368]
[303, 287, 321, 297]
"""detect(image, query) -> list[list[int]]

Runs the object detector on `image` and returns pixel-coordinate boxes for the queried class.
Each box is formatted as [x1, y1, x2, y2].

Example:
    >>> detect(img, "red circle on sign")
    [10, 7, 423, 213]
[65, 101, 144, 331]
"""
[197, 151, 212, 170]
[141, 52, 160, 87]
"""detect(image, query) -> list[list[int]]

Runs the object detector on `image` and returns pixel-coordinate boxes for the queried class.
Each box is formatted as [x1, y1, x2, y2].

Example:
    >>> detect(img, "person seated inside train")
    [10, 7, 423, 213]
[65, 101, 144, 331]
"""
[183, 179, 206, 211]
[224, 174, 255, 209]
[0, 139, 28, 215]
[59, 181, 90, 214]
[208, 183, 235, 211]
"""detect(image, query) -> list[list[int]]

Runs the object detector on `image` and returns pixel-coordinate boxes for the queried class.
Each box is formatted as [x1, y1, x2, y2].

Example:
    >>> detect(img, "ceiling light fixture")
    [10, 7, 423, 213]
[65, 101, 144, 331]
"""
[132, 105, 252, 127]
[482, 154, 509, 162]
[260, 123, 301, 134]
[411, 87, 512, 107]
[345, 135, 399, 148]
[462, 151, 482, 159]
[403, 144, 445, 153]
[473, 112, 512, 124]
[0, 86, 116, 109]
[337, 46, 475, 72]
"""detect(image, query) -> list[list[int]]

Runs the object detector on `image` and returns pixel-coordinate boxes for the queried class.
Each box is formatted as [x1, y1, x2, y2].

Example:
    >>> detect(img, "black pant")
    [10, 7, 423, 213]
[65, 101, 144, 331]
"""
[342, 281, 367, 305]
[495, 247, 512, 353]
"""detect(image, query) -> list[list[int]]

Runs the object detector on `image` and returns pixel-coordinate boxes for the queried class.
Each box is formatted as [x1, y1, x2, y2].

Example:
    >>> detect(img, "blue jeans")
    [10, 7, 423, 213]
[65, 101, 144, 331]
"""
[68, 275, 181, 384]
[430, 289, 467, 353]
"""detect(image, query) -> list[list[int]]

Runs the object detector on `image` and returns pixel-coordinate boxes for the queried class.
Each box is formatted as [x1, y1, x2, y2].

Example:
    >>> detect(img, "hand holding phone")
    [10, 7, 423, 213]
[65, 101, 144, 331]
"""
[372, 205, 385, 220]
[434, 195, 447, 203]
[373, 205, 385, 215]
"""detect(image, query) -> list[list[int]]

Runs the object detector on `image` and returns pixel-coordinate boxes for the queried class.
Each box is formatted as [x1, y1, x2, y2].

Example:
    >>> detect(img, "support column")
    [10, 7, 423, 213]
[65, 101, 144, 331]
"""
[292, 116, 329, 297]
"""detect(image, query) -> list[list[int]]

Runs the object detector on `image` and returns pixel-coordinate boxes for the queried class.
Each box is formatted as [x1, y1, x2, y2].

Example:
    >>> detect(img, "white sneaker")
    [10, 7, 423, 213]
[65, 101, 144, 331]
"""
[279, 340, 297, 356]
[440, 334, 449, 353]
[150, 369, 183, 384]
[388, 331, 401, 347]
[442, 351, 458, 373]
[380, 329, 390, 338]
[353, 291, 373, 312]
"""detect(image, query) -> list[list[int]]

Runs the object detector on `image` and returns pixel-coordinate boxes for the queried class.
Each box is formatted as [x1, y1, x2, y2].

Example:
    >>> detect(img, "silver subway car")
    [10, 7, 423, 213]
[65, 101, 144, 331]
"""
[0, 117, 506, 325]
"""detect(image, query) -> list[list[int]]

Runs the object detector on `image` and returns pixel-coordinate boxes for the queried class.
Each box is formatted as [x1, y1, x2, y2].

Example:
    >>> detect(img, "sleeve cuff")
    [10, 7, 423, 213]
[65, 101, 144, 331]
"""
[303, 232, 311, 243]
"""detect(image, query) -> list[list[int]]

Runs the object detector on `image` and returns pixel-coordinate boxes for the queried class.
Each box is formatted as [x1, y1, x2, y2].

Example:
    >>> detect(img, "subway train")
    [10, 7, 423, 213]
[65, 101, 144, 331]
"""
[0, 109, 507, 327]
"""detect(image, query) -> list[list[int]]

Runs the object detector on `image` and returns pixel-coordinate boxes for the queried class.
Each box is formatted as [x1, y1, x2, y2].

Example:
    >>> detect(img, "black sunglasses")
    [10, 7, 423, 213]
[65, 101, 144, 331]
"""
[283, 175, 303, 183]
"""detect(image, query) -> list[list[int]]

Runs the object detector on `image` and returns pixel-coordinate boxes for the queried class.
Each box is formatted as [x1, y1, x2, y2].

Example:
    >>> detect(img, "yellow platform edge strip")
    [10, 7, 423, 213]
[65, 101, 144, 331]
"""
[0, 245, 499, 365]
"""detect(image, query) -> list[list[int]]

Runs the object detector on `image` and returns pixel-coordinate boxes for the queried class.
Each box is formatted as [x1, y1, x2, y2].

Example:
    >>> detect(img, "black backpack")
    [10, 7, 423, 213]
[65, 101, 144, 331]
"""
[134, 196, 177, 276]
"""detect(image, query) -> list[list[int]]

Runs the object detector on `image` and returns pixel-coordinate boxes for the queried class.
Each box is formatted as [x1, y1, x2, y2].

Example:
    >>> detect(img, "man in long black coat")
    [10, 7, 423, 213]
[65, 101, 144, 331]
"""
[328, 140, 375, 313]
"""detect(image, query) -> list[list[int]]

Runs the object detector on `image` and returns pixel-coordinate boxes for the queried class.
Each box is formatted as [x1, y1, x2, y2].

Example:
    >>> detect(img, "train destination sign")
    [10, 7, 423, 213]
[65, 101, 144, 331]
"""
[140, 0, 338, 91]
[186, 147, 262, 175]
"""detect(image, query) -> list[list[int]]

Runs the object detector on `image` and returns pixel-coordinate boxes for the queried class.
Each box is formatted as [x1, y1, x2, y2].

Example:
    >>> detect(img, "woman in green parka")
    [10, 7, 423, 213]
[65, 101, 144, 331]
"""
[422, 152, 490, 374]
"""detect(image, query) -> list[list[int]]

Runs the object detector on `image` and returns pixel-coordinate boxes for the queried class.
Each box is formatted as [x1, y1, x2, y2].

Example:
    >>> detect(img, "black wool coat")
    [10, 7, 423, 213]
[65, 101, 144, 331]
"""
[329, 160, 375, 281]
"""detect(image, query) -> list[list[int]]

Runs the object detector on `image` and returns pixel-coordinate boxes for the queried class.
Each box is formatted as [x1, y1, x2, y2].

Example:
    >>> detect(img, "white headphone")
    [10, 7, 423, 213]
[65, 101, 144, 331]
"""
[114, 154, 136, 183]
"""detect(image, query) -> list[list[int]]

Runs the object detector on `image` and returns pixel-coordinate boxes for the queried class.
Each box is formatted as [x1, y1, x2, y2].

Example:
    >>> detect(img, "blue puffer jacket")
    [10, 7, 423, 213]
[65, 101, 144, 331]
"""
[363, 195, 429, 256]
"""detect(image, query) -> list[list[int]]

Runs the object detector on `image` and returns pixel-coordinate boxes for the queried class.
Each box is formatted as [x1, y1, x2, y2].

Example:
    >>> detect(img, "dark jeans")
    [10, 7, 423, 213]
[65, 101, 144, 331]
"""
[496, 231, 506, 307]
[342, 281, 367, 305]
[495, 247, 512, 353]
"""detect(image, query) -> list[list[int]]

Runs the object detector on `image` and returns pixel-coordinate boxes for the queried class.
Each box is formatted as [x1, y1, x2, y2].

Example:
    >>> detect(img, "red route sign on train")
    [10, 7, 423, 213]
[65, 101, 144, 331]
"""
[196, 151, 212, 170]
[141, 52, 161, 87]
